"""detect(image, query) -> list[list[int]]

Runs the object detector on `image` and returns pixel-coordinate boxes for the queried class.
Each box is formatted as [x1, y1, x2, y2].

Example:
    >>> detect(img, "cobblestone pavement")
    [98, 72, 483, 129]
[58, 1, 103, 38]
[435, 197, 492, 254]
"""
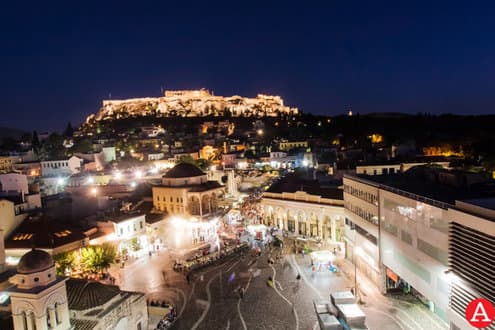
[110, 240, 449, 330]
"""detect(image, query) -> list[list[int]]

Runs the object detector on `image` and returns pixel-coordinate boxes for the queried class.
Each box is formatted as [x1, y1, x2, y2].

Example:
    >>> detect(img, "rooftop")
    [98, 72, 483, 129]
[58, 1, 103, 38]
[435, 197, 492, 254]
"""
[5, 217, 87, 249]
[163, 163, 205, 178]
[267, 173, 343, 200]
[66, 278, 121, 311]
[461, 197, 495, 211]
[350, 166, 495, 207]
[104, 210, 144, 224]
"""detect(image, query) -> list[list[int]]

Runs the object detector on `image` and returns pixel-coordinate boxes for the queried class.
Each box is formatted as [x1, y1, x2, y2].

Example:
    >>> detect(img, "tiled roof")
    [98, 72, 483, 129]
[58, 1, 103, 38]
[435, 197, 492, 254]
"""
[66, 278, 121, 311]
[5, 217, 87, 249]
[71, 318, 98, 330]
[163, 163, 205, 178]
[187, 181, 223, 192]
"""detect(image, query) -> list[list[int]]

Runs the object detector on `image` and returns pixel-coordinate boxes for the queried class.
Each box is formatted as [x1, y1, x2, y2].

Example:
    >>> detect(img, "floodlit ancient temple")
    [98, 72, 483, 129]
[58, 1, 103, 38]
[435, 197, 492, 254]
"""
[87, 89, 298, 122]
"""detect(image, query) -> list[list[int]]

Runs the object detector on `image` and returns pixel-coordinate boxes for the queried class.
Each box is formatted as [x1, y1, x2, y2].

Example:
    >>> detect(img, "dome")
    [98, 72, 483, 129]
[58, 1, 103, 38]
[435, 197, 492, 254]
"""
[163, 163, 205, 179]
[17, 249, 54, 274]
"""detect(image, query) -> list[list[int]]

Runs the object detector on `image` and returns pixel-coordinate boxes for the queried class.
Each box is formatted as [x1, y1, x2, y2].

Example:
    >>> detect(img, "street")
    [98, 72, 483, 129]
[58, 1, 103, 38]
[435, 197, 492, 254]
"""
[110, 236, 448, 330]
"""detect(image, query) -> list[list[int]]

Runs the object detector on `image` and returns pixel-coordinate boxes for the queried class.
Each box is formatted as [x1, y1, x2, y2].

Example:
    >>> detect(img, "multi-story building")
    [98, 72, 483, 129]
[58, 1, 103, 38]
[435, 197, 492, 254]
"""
[0, 173, 29, 194]
[343, 166, 495, 325]
[152, 163, 224, 248]
[40, 157, 84, 196]
[96, 212, 147, 254]
[342, 175, 381, 286]
[447, 199, 495, 330]
[278, 139, 308, 151]
[0, 156, 21, 174]
[262, 174, 345, 242]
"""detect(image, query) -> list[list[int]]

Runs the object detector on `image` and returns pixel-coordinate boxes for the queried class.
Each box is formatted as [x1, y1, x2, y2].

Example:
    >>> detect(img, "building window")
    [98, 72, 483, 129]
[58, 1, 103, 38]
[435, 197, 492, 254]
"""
[140, 221, 143, 229]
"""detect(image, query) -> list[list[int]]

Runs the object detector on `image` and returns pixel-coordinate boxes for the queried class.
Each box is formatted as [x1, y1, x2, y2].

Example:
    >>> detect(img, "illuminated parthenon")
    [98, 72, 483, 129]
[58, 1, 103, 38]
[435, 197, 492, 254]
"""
[87, 88, 298, 122]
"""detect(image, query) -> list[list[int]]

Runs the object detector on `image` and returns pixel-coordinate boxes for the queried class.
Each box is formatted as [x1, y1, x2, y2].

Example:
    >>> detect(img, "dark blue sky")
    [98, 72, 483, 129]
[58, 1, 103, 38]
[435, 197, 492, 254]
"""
[1, 0, 495, 131]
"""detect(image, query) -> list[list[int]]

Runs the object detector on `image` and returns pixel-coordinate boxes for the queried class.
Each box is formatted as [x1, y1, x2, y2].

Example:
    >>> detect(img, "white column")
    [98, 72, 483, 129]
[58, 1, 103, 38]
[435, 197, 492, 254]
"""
[26, 314, 33, 330]
[331, 217, 337, 242]
[12, 314, 26, 330]
[49, 308, 57, 328]
[318, 217, 323, 239]
[56, 302, 70, 329]
[35, 314, 46, 330]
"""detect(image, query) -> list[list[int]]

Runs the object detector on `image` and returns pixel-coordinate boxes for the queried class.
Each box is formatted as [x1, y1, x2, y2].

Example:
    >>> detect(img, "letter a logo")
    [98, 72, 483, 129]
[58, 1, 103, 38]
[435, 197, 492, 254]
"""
[466, 298, 495, 328]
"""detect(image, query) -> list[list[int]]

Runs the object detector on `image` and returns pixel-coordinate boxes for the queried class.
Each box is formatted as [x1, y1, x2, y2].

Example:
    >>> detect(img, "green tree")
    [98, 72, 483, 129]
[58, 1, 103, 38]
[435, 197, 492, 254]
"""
[195, 158, 212, 171]
[53, 251, 76, 276]
[81, 243, 117, 273]
[130, 237, 141, 252]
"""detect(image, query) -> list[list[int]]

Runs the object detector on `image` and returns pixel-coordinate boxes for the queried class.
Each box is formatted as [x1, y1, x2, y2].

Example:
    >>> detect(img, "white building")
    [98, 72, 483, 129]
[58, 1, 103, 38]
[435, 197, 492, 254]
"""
[447, 199, 495, 330]
[9, 249, 72, 330]
[96, 212, 147, 254]
[262, 174, 345, 242]
[343, 166, 495, 325]
[8, 249, 148, 330]
[0, 173, 28, 194]
[40, 157, 83, 178]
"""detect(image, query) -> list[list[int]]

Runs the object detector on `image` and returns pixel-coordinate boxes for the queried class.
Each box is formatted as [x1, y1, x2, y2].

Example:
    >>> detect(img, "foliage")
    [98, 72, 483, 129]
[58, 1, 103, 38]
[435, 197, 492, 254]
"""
[63, 122, 74, 137]
[38, 133, 66, 160]
[195, 158, 211, 171]
[80, 243, 117, 273]
[69, 138, 93, 154]
[53, 251, 76, 276]
[130, 237, 141, 252]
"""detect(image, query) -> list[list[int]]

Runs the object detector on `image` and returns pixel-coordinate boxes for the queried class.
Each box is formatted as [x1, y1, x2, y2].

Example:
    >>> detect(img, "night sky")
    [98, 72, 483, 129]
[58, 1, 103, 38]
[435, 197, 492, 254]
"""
[1, 1, 495, 131]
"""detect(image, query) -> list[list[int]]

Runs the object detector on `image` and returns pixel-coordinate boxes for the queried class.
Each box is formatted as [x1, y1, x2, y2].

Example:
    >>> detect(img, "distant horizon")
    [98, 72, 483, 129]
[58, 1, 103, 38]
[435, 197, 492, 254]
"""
[3, 108, 495, 134]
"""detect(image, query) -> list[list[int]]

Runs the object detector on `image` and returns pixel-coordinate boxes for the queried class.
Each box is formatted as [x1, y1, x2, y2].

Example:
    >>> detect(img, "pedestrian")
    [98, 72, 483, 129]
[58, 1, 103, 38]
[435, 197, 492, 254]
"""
[296, 273, 301, 280]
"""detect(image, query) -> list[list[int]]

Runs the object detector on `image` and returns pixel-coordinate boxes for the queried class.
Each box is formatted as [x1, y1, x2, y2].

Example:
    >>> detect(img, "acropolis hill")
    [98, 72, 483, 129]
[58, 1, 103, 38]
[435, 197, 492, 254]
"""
[86, 89, 298, 122]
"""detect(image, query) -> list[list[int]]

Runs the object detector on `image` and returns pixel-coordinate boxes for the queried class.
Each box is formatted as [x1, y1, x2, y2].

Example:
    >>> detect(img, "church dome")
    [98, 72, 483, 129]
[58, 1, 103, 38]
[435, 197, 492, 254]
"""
[163, 163, 205, 178]
[17, 249, 54, 274]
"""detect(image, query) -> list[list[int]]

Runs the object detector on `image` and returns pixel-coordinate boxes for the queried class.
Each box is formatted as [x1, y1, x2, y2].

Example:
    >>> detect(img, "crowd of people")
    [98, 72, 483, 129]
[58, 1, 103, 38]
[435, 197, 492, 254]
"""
[173, 242, 250, 273]
[149, 301, 177, 330]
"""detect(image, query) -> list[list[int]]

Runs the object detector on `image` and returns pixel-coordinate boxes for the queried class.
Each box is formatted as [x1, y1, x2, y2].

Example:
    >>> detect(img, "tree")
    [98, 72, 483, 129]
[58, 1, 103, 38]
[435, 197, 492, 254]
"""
[81, 243, 117, 273]
[63, 122, 74, 137]
[32, 131, 40, 152]
[53, 251, 76, 276]
[195, 158, 212, 171]
[130, 237, 141, 252]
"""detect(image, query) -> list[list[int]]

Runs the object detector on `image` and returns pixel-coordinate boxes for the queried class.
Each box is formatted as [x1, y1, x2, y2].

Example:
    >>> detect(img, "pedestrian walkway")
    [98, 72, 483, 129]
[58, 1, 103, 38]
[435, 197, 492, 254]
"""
[334, 255, 448, 330]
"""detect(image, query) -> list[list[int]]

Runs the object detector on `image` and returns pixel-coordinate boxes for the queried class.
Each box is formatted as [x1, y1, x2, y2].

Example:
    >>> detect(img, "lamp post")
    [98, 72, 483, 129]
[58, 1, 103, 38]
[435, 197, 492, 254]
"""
[353, 243, 362, 304]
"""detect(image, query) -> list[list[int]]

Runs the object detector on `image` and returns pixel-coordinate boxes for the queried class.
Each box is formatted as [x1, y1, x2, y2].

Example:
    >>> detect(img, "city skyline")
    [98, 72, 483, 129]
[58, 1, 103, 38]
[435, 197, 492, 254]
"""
[2, 1, 495, 131]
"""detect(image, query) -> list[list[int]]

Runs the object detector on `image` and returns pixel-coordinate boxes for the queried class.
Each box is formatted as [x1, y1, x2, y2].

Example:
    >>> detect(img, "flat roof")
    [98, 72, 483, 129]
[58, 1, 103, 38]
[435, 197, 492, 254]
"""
[348, 167, 495, 208]
[461, 197, 495, 211]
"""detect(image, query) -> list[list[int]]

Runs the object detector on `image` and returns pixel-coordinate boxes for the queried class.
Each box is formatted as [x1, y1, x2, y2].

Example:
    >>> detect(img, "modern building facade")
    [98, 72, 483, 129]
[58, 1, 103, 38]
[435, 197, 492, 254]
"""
[447, 199, 495, 330]
[343, 167, 495, 327]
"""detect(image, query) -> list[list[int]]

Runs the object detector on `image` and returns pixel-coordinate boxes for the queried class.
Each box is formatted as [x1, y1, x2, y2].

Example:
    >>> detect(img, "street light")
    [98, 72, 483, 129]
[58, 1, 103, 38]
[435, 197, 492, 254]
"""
[353, 245, 364, 304]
